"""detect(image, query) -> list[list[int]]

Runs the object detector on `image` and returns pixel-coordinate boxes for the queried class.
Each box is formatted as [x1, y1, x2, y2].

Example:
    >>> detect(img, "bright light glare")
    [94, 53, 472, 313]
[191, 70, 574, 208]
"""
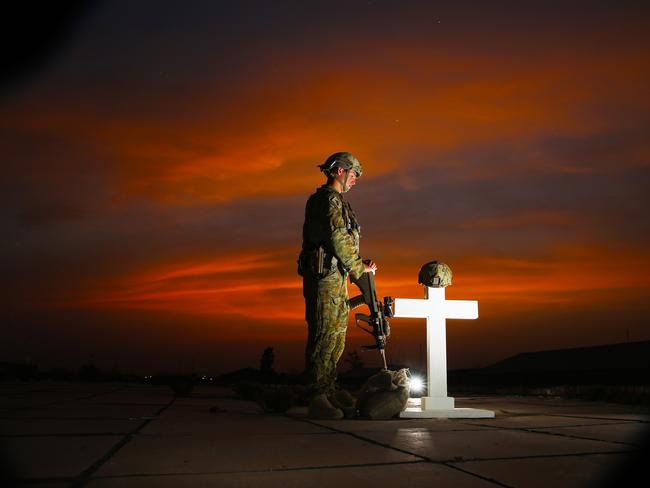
[409, 376, 424, 392]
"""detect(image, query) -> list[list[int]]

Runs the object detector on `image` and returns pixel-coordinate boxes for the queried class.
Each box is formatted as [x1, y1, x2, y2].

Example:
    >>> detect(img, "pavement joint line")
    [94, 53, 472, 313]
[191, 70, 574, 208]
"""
[85, 460, 428, 480]
[80, 402, 170, 406]
[0, 416, 152, 420]
[446, 448, 638, 464]
[293, 416, 641, 465]
[439, 462, 513, 487]
[451, 421, 646, 446]
[5, 449, 639, 484]
[68, 396, 177, 488]
[5, 386, 128, 411]
[522, 428, 646, 446]
[136, 431, 341, 437]
[461, 420, 642, 430]
[554, 420, 646, 427]
[4, 476, 77, 485]
[292, 417, 507, 486]
[494, 409, 649, 422]
[307, 426, 500, 434]
[296, 417, 430, 461]
[0, 433, 132, 438]
[546, 413, 650, 423]
[393, 426, 498, 432]
[0, 388, 77, 396]
[310, 417, 517, 487]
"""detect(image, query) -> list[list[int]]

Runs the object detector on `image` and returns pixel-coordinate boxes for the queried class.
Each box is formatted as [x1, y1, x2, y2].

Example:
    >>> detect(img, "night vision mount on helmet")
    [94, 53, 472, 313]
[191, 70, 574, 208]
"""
[418, 261, 453, 288]
[318, 152, 363, 177]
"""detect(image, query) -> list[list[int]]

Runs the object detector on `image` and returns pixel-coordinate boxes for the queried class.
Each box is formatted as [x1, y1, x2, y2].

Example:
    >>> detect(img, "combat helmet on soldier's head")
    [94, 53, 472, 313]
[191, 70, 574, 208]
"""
[418, 261, 453, 288]
[318, 152, 363, 177]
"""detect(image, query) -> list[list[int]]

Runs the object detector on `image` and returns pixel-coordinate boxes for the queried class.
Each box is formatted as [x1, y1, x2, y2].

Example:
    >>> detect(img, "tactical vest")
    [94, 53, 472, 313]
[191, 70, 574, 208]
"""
[342, 200, 360, 252]
[298, 188, 361, 278]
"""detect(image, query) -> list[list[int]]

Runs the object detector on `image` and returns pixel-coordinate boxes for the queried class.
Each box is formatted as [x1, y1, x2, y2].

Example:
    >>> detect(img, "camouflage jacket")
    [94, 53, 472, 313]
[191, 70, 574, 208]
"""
[301, 184, 365, 280]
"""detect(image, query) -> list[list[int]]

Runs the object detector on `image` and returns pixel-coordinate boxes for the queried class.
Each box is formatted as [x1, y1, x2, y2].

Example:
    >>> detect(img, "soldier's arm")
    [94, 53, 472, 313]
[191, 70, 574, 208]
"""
[326, 195, 365, 279]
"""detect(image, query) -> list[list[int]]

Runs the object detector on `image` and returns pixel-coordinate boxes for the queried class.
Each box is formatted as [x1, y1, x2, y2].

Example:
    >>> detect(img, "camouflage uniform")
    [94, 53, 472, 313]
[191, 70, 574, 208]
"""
[300, 184, 365, 396]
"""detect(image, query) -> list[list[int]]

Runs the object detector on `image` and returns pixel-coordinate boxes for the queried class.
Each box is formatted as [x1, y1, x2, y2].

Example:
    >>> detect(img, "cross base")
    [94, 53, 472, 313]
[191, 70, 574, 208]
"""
[421, 395, 455, 409]
[399, 397, 495, 419]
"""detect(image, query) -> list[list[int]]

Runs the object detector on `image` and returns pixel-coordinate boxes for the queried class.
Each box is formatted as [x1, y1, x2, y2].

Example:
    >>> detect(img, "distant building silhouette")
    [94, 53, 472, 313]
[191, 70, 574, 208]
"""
[449, 341, 650, 401]
[484, 340, 650, 375]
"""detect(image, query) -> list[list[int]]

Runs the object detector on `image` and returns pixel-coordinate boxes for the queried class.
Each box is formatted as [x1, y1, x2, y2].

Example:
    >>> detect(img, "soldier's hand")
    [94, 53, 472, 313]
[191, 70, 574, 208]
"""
[363, 259, 378, 274]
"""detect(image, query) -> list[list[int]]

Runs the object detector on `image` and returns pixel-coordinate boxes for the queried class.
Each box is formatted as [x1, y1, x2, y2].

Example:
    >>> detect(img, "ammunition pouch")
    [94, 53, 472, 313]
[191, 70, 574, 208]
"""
[298, 246, 339, 279]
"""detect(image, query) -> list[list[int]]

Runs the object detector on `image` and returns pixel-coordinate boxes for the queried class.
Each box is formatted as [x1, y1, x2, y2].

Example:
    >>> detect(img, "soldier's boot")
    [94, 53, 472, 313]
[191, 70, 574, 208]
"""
[308, 394, 343, 420]
[329, 390, 357, 418]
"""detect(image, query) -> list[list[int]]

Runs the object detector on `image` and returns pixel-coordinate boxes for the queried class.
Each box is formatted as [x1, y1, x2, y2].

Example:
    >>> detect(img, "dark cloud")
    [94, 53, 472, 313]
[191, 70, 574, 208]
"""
[17, 199, 86, 226]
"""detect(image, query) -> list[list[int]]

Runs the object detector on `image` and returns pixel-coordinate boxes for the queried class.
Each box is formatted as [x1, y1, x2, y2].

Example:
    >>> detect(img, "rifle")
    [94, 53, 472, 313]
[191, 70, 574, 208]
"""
[349, 272, 394, 370]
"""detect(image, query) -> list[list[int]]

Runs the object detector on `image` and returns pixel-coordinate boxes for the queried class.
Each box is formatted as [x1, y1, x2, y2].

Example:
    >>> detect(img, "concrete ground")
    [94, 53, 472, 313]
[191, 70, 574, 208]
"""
[1, 382, 648, 487]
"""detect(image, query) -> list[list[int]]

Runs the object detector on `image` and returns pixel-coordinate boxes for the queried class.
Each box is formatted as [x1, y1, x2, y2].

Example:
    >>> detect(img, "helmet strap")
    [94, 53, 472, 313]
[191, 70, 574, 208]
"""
[341, 168, 352, 192]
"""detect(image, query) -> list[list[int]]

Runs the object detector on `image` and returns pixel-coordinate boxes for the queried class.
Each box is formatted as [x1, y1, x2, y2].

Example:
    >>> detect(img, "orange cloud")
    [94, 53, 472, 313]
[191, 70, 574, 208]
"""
[61, 241, 650, 332]
[4, 30, 648, 206]
[63, 250, 305, 322]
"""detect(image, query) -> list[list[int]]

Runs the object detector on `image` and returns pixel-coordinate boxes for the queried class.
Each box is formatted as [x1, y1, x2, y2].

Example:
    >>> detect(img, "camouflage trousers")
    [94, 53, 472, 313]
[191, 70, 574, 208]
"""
[303, 269, 349, 397]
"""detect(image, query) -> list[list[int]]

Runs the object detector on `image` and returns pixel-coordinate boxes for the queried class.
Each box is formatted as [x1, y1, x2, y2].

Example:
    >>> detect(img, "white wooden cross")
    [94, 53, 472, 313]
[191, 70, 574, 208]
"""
[394, 286, 478, 412]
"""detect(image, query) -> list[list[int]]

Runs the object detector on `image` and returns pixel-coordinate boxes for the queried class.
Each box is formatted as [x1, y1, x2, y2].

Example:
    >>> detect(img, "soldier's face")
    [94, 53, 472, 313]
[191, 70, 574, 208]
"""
[340, 169, 357, 192]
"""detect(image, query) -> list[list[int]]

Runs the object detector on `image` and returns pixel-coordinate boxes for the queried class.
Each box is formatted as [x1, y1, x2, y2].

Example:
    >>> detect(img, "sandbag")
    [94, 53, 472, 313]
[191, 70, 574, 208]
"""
[357, 368, 410, 419]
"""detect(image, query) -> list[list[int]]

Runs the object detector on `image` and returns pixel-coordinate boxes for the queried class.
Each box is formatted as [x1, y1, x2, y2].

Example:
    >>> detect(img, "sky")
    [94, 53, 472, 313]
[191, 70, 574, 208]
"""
[1, 0, 649, 376]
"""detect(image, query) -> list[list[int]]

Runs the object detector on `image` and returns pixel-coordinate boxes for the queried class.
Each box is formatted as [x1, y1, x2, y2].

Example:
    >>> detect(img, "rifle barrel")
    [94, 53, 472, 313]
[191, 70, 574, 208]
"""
[379, 349, 388, 370]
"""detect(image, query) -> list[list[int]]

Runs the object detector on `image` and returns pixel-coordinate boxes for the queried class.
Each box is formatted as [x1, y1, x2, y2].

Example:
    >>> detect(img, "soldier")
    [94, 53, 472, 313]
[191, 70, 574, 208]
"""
[298, 152, 377, 419]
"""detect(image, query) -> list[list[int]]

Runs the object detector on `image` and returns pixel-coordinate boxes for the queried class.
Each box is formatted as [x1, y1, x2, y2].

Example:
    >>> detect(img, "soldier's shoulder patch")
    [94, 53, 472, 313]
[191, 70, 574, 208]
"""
[328, 193, 343, 209]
